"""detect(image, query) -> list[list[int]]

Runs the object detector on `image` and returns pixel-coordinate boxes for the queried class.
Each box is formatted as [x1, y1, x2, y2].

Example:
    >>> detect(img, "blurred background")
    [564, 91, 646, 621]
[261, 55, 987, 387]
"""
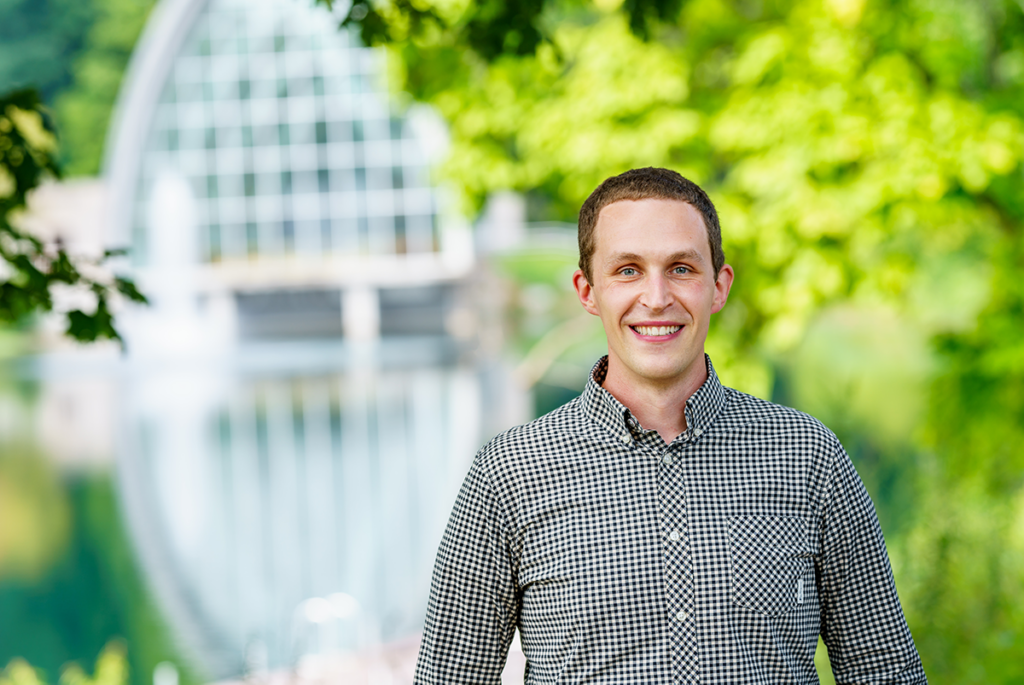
[1, 0, 1023, 683]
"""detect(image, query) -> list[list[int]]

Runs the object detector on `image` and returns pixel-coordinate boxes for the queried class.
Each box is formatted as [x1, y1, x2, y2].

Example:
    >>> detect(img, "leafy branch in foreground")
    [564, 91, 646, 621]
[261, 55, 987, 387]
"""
[0, 88, 146, 346]
[324, 0, 684, 60]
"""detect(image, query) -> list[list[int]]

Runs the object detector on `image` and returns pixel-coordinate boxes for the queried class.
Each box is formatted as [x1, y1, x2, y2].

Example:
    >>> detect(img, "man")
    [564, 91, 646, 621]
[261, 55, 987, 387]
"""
[415, 167, 926, 684]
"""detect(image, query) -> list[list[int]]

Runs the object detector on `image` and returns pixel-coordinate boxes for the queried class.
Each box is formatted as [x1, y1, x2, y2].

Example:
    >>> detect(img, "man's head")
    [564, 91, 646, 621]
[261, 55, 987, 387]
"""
[577, 167, 724, 284]
[572, 168, 733, 395]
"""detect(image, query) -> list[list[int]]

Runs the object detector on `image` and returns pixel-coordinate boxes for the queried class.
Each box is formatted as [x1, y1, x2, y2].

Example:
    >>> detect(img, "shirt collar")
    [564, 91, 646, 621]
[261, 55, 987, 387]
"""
[581, 354, 728, 443]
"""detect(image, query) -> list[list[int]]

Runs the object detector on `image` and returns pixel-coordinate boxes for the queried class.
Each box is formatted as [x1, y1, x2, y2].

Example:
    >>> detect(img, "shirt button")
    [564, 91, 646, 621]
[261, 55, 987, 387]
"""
[620, 433, 631, 445]
[662, 454, 674, 465]
[669, 530, 680, 541]
[693, 428, 703, 437]
[675, 610, 688, 622]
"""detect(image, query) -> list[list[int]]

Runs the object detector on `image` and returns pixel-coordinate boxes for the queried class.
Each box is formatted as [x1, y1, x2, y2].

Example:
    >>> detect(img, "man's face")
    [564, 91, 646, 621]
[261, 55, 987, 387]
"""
[573, 198, 733, 389]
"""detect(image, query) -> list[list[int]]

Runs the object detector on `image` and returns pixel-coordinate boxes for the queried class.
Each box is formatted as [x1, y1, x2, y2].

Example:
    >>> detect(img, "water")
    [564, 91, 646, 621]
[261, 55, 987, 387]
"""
[113, 338, 510, 678]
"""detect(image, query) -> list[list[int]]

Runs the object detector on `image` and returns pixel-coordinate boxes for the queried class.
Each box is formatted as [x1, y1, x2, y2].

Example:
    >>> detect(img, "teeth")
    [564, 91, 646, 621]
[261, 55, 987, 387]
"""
[633, 325, 681, 336]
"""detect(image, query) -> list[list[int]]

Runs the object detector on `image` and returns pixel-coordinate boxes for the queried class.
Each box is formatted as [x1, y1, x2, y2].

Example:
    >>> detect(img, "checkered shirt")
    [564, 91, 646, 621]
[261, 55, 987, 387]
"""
[415, 355, 927, 684]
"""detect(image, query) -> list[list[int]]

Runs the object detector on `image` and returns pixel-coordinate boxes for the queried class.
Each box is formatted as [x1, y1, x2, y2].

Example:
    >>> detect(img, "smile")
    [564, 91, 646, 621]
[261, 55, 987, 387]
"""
[630, 325, 682, 337]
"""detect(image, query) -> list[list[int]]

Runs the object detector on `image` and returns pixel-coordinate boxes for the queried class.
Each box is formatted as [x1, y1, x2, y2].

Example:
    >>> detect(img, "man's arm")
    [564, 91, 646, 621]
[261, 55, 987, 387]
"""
[816, 442, 927, 684]
[414, 456, 519, 684]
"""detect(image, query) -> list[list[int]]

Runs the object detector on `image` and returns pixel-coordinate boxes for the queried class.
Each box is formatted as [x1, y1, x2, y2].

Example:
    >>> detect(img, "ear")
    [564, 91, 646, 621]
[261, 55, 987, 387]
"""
[711, 264, 734, 314]
[573, 269, 600, 317]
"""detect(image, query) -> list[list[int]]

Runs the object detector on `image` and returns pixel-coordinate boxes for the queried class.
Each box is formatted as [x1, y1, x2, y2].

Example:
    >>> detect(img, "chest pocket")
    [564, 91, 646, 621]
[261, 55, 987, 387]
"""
[727, 515, 813, 617]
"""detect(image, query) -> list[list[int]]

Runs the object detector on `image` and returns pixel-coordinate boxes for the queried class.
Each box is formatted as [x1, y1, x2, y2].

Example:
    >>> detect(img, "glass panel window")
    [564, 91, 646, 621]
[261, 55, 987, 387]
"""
[135, 0, 443, 266]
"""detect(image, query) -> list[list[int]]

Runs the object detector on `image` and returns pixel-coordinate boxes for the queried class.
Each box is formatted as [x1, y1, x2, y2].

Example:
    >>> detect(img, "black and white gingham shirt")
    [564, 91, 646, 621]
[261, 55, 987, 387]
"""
[415, 356, 926, 684]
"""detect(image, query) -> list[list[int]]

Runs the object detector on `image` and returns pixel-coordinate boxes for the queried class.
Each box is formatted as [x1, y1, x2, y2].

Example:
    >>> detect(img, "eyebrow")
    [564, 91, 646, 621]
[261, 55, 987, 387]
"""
[604, 249, 707, 267]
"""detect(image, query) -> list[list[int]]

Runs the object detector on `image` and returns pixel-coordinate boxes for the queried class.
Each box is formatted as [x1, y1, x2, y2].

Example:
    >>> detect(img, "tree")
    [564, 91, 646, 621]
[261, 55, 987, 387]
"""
[0, 0, 98, 104]
[0, 88, 146, 345]
[0, 0, 157, 176]
[54, 0, 156, 176]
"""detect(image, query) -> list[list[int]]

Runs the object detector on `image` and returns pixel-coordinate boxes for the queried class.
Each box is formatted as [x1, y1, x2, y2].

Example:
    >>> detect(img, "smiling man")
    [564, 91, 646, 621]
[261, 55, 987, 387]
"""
[414, 168, 927, 684]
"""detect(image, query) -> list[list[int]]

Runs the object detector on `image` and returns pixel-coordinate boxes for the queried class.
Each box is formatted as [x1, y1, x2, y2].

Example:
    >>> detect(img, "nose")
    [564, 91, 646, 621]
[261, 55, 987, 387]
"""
[639, 272, 673, 312]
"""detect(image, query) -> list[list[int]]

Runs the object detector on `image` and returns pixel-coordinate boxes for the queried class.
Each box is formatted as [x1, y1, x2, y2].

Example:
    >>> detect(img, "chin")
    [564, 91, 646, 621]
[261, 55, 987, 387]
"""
[632, 353, 702, 382]
[630, 359, 691, 381]
[643, 367, 691, 383]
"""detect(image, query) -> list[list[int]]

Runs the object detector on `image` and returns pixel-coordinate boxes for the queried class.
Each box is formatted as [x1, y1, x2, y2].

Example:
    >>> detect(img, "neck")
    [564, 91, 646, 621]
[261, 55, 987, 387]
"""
[601, 355, 708, 445]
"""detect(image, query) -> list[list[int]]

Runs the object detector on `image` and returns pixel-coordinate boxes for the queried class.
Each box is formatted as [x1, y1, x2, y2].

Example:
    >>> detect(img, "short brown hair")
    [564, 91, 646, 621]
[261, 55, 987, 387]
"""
[577, 167, 724, 282]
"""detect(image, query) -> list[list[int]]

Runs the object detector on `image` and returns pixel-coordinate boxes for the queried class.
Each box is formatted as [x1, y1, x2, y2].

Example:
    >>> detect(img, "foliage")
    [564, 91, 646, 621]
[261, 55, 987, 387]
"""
[329, 0, 687, 59]
[59, 641, 128, 685]
[0, 473, 196, 685]
[0, 444, 71, 582]
[341, 0, 1024, 680]
[0, 89, 146, 345]
[0, 657, 46, 685]
[54, 0, 156, 176]
[0, 640, 126, 685]
[0, 0, 97, 104]
[0, 0, 156, 176]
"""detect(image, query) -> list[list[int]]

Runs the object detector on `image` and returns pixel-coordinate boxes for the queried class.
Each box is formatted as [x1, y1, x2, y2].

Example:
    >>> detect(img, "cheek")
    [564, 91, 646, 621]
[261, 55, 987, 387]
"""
[597, 283, 635, 308]
[679, 283, 717, 313]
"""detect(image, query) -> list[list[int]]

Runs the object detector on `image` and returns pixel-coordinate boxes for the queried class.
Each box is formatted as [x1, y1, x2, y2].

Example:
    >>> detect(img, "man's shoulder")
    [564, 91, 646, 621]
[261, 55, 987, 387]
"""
[718, 385, 840, 445]
[472, 395, 588, 473]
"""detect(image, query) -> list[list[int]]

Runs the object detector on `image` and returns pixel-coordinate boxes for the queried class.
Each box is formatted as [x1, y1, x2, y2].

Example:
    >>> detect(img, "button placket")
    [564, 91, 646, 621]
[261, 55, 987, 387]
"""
[656, 446, 699, 683]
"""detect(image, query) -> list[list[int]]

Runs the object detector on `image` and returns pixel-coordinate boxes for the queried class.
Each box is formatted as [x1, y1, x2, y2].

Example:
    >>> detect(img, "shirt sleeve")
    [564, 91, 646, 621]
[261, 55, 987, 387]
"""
[414, 455, 519, 684]
[817, 441, 927, 684]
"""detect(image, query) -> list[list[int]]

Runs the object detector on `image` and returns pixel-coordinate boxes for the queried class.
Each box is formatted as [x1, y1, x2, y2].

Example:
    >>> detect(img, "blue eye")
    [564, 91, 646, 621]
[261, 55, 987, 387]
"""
[620, 267, 637, 276]
[673, 266, 690, 275]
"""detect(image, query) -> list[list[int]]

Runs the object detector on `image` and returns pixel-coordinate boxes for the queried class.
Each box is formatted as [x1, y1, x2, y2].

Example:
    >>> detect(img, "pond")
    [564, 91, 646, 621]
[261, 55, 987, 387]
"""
[1, 334, 524, 684]
[116, 339, 498, 677]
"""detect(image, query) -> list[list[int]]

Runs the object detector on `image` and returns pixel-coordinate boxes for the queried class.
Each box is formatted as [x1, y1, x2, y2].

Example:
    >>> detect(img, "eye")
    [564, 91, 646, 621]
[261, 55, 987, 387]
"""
[620, 267, 638, 276]
[672, 266, 690, 275]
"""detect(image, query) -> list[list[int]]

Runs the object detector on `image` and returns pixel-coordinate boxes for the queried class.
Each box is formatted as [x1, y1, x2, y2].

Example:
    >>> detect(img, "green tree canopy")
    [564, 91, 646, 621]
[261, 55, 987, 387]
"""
[0, 0, 97, 103]
[0, 0, 156, 176]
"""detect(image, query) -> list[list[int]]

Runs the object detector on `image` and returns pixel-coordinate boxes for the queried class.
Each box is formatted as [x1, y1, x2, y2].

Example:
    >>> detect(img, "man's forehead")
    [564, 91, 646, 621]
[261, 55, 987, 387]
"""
[593, 198, 710, 248]
[596, 198, 706, 229]
[601, 248, 707, 266]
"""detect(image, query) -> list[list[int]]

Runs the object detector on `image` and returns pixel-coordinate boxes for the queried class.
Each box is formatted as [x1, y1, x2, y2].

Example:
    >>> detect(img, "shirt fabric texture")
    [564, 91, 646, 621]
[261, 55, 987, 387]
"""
[415, 355, 927, 684]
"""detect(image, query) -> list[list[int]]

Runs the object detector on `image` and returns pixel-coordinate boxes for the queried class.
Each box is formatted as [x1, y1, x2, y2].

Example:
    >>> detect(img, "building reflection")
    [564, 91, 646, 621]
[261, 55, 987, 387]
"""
[119, 348, 494, 675]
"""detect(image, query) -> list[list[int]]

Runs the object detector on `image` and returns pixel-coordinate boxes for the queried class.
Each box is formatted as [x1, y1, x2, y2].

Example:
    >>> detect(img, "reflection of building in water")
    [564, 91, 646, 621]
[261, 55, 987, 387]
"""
[91, 0, 526, 677]
[121, 359, 489, 677]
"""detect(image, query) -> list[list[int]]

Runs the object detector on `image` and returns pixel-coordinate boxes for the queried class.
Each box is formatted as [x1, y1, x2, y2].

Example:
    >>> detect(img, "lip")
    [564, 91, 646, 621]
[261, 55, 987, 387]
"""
[628, 321, 685, 340]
